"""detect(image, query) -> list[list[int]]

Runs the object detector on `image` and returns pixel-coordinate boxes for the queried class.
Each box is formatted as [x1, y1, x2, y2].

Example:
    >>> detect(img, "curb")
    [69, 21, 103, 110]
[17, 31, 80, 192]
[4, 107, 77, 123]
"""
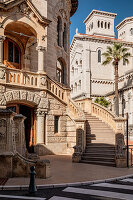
[0, 174, 133, 191]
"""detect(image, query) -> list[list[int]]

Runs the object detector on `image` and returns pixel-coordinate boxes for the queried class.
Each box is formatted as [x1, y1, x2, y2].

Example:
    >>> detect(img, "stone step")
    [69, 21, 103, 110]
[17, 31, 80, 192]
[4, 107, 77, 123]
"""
[81, 156, 115, 162]
[80, 160, 116, 167]
[83, 152, 115, 157]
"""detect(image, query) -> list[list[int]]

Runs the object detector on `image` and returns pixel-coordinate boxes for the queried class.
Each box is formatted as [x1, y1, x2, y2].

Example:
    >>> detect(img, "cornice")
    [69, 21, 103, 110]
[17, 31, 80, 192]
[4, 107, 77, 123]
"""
[0, 0, 51, 26]
[73, 33, 133, 47]
[84, 9, 117, 24]
[116, 16, 133, 30]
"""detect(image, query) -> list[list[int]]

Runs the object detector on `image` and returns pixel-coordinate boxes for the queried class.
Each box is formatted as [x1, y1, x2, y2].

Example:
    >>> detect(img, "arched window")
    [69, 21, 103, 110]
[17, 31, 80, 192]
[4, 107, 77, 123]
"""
[71, 85, 73, 93]
[101, 21, 103, 28]
[130, 28, 133, 35]
[4, 38, 21, 69]
[105, 22, 107, 29]
[98, 21, 100, 28]
[63, 23, 67, 51]
[108, 22, 110, 29]
[56, 59, 65, 84]
[75, 82, 77, 92]
[98, 49, 101, 63]
[78, 80, 81, 90]
[57, 17, 62, 47]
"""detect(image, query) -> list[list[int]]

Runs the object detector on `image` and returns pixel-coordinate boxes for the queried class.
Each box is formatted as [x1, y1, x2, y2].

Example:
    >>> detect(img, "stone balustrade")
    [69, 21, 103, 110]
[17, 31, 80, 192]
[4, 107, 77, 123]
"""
[67, 97, 85, 120]
[0, 65, 69, 104]
[75, 98, 126, 134]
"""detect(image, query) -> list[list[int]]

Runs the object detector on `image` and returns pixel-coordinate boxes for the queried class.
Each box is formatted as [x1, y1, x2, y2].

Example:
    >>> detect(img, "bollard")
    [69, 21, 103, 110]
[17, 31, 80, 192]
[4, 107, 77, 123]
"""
[29, 166, 37, 194]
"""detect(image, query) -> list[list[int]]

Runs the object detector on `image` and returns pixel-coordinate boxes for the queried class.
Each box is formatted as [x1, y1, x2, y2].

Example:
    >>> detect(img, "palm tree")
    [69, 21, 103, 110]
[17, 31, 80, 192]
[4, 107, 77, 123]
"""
[102, 43, 131, 116]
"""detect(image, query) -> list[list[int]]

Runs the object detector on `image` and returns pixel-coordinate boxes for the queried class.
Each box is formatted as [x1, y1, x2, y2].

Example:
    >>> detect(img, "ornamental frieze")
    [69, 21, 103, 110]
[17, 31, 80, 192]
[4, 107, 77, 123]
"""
[48, 137, 67, 143]
[0, 90, 49, 110]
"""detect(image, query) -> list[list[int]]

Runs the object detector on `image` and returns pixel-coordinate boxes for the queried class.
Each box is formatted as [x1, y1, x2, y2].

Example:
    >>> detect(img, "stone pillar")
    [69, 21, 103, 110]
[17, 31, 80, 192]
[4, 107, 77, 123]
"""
[36, 46, 45, 73]
[0, 36, 5, 65]
[36, 109, 45, 144]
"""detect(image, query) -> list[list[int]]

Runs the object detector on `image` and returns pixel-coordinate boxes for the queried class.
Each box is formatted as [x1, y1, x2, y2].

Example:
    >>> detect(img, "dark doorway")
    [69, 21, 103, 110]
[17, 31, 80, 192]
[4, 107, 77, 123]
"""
[19, 105, 34, 153]
[7, 104, 35, 153]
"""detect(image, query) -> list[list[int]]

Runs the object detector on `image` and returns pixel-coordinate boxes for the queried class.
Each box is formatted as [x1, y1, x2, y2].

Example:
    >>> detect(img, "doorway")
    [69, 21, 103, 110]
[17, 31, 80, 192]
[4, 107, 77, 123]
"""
[7, 104, 36, 153]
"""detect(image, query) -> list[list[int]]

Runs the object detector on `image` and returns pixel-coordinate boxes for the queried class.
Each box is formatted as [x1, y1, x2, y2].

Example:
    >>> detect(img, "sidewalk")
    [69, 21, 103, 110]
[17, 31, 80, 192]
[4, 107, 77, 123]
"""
[5, 155, 133, 186]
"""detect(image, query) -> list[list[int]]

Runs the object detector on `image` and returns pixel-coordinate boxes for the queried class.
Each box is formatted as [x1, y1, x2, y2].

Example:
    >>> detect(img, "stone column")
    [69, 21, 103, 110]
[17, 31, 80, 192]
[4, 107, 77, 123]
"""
[36, 46, 45, 73]
[0, 36, 5, 65]
[36, 109, 45, 144]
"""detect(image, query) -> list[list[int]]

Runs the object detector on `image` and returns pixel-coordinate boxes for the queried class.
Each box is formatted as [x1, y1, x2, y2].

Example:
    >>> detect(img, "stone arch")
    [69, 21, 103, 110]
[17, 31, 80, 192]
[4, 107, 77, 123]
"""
[57, 57, 67, 84]
[0, 90, 49, 111]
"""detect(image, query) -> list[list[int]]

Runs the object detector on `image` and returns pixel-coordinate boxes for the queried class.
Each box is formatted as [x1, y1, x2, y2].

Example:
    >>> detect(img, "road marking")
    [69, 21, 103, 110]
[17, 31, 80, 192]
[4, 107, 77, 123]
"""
[120, 178, 133, 183]
[0, 194, 45, 200]
[49, 197, 80, 200]
[63, 187, 133, 200]
[92, 182, 133, 190]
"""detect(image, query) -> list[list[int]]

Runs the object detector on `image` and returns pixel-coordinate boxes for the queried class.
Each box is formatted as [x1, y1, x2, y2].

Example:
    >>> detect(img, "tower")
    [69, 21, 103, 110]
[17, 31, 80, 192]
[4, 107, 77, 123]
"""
[84, 10, 117, 38]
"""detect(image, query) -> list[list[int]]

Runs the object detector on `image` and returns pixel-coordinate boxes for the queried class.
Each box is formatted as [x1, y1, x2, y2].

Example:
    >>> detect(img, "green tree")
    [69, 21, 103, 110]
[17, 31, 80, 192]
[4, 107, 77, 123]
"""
[102, 43, 131, 116]
[95, 97, 109, 108]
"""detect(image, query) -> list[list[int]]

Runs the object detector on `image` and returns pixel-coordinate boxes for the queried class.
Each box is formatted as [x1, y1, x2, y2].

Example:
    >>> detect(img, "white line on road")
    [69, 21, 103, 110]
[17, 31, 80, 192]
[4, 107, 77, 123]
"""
[92, 182, 133, 190]
[49, 196, 80, 200]
[120, 178, 133, 183]
[63, 187, 133, 200]
[0, 194, 46, 200]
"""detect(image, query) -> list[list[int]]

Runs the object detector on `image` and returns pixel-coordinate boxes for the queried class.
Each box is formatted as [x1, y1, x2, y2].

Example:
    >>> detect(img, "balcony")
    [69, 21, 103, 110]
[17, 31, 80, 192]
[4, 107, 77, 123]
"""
[0, 65, 70, 104]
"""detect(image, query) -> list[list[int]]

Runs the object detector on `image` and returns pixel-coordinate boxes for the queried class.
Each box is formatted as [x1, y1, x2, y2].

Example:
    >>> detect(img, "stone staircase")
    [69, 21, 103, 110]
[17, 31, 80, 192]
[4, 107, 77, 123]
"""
[80, 113, 116, 166]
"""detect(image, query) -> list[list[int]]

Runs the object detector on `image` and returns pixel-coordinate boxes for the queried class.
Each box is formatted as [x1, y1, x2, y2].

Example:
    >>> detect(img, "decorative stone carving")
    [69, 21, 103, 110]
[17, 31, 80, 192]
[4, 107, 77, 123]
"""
[19, 3, 31, 18]
[12, 91, 20, 101]
[0, 85, 5, 93]
[39, 98, 49, 109]
[0, 68, 5, 79]
[4, 91, 13, 102]
[0, 119, 7, 143]
[27, 91, 34, 102]
[20, 90, 27, 100]
[40, 76, 47, 86]
[48, 137, 66, 143]
[0, 94, 6, 105]
[34, 94, 41, 105]
[116, 133, 126, 158]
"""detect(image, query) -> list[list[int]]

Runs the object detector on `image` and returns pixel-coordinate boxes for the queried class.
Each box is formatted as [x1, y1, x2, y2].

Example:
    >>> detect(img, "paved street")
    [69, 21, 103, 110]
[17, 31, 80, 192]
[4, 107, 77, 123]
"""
[1, 176, 133, 199]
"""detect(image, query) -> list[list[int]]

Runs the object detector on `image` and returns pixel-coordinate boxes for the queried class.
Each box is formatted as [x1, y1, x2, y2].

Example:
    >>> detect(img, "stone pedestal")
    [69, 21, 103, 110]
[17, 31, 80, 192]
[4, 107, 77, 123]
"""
[36, 109, 46, 144]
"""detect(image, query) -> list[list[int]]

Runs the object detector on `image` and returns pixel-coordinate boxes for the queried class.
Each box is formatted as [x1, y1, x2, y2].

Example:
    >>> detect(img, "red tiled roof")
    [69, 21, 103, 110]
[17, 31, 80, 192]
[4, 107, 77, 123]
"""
[79, 33, 122, 41]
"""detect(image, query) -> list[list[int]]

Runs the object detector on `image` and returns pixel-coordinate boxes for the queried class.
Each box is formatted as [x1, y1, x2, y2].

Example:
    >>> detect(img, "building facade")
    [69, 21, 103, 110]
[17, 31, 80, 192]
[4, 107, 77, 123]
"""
[0, 0, 80, 156]
[70, 10, 133, 127]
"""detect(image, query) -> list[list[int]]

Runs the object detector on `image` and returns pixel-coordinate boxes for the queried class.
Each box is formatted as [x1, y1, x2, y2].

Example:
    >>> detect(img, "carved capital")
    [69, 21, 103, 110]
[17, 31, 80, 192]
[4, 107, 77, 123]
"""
[36, 46, 46, 52]
[0, 36, 5, 42]
[36, 109, 46, 117]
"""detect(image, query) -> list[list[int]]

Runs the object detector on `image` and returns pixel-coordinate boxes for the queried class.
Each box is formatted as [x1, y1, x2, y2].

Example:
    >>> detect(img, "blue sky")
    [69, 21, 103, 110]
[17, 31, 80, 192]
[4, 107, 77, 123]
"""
[70, 0, 133, 42]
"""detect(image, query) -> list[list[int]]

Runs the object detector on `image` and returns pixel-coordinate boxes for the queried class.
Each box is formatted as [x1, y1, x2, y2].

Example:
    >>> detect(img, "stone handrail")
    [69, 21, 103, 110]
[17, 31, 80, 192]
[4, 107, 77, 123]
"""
[91, 102, 116, 131]
[67, 97, 85, 120]
[0, 65, 69, 104]
[75, 98, 126, 134]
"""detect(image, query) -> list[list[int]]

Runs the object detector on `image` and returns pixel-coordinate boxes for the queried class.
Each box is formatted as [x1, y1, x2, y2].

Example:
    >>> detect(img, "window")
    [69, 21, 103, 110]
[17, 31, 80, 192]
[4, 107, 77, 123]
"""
[130, 28, 133, 35]
[54, 116, 59, 133]
[98, 21, 100, 28]
[57, 17, 62, 46]
[101, 21, 103, 28]
[105, 22, 107, 29]
[56, 60, 65, 84]
[4, 38, 21, 69]
[63, 23, 67, 51]
[78, 80, 81, 90]
[108, 22, 110, 29]
[98, 49, 101, 63]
